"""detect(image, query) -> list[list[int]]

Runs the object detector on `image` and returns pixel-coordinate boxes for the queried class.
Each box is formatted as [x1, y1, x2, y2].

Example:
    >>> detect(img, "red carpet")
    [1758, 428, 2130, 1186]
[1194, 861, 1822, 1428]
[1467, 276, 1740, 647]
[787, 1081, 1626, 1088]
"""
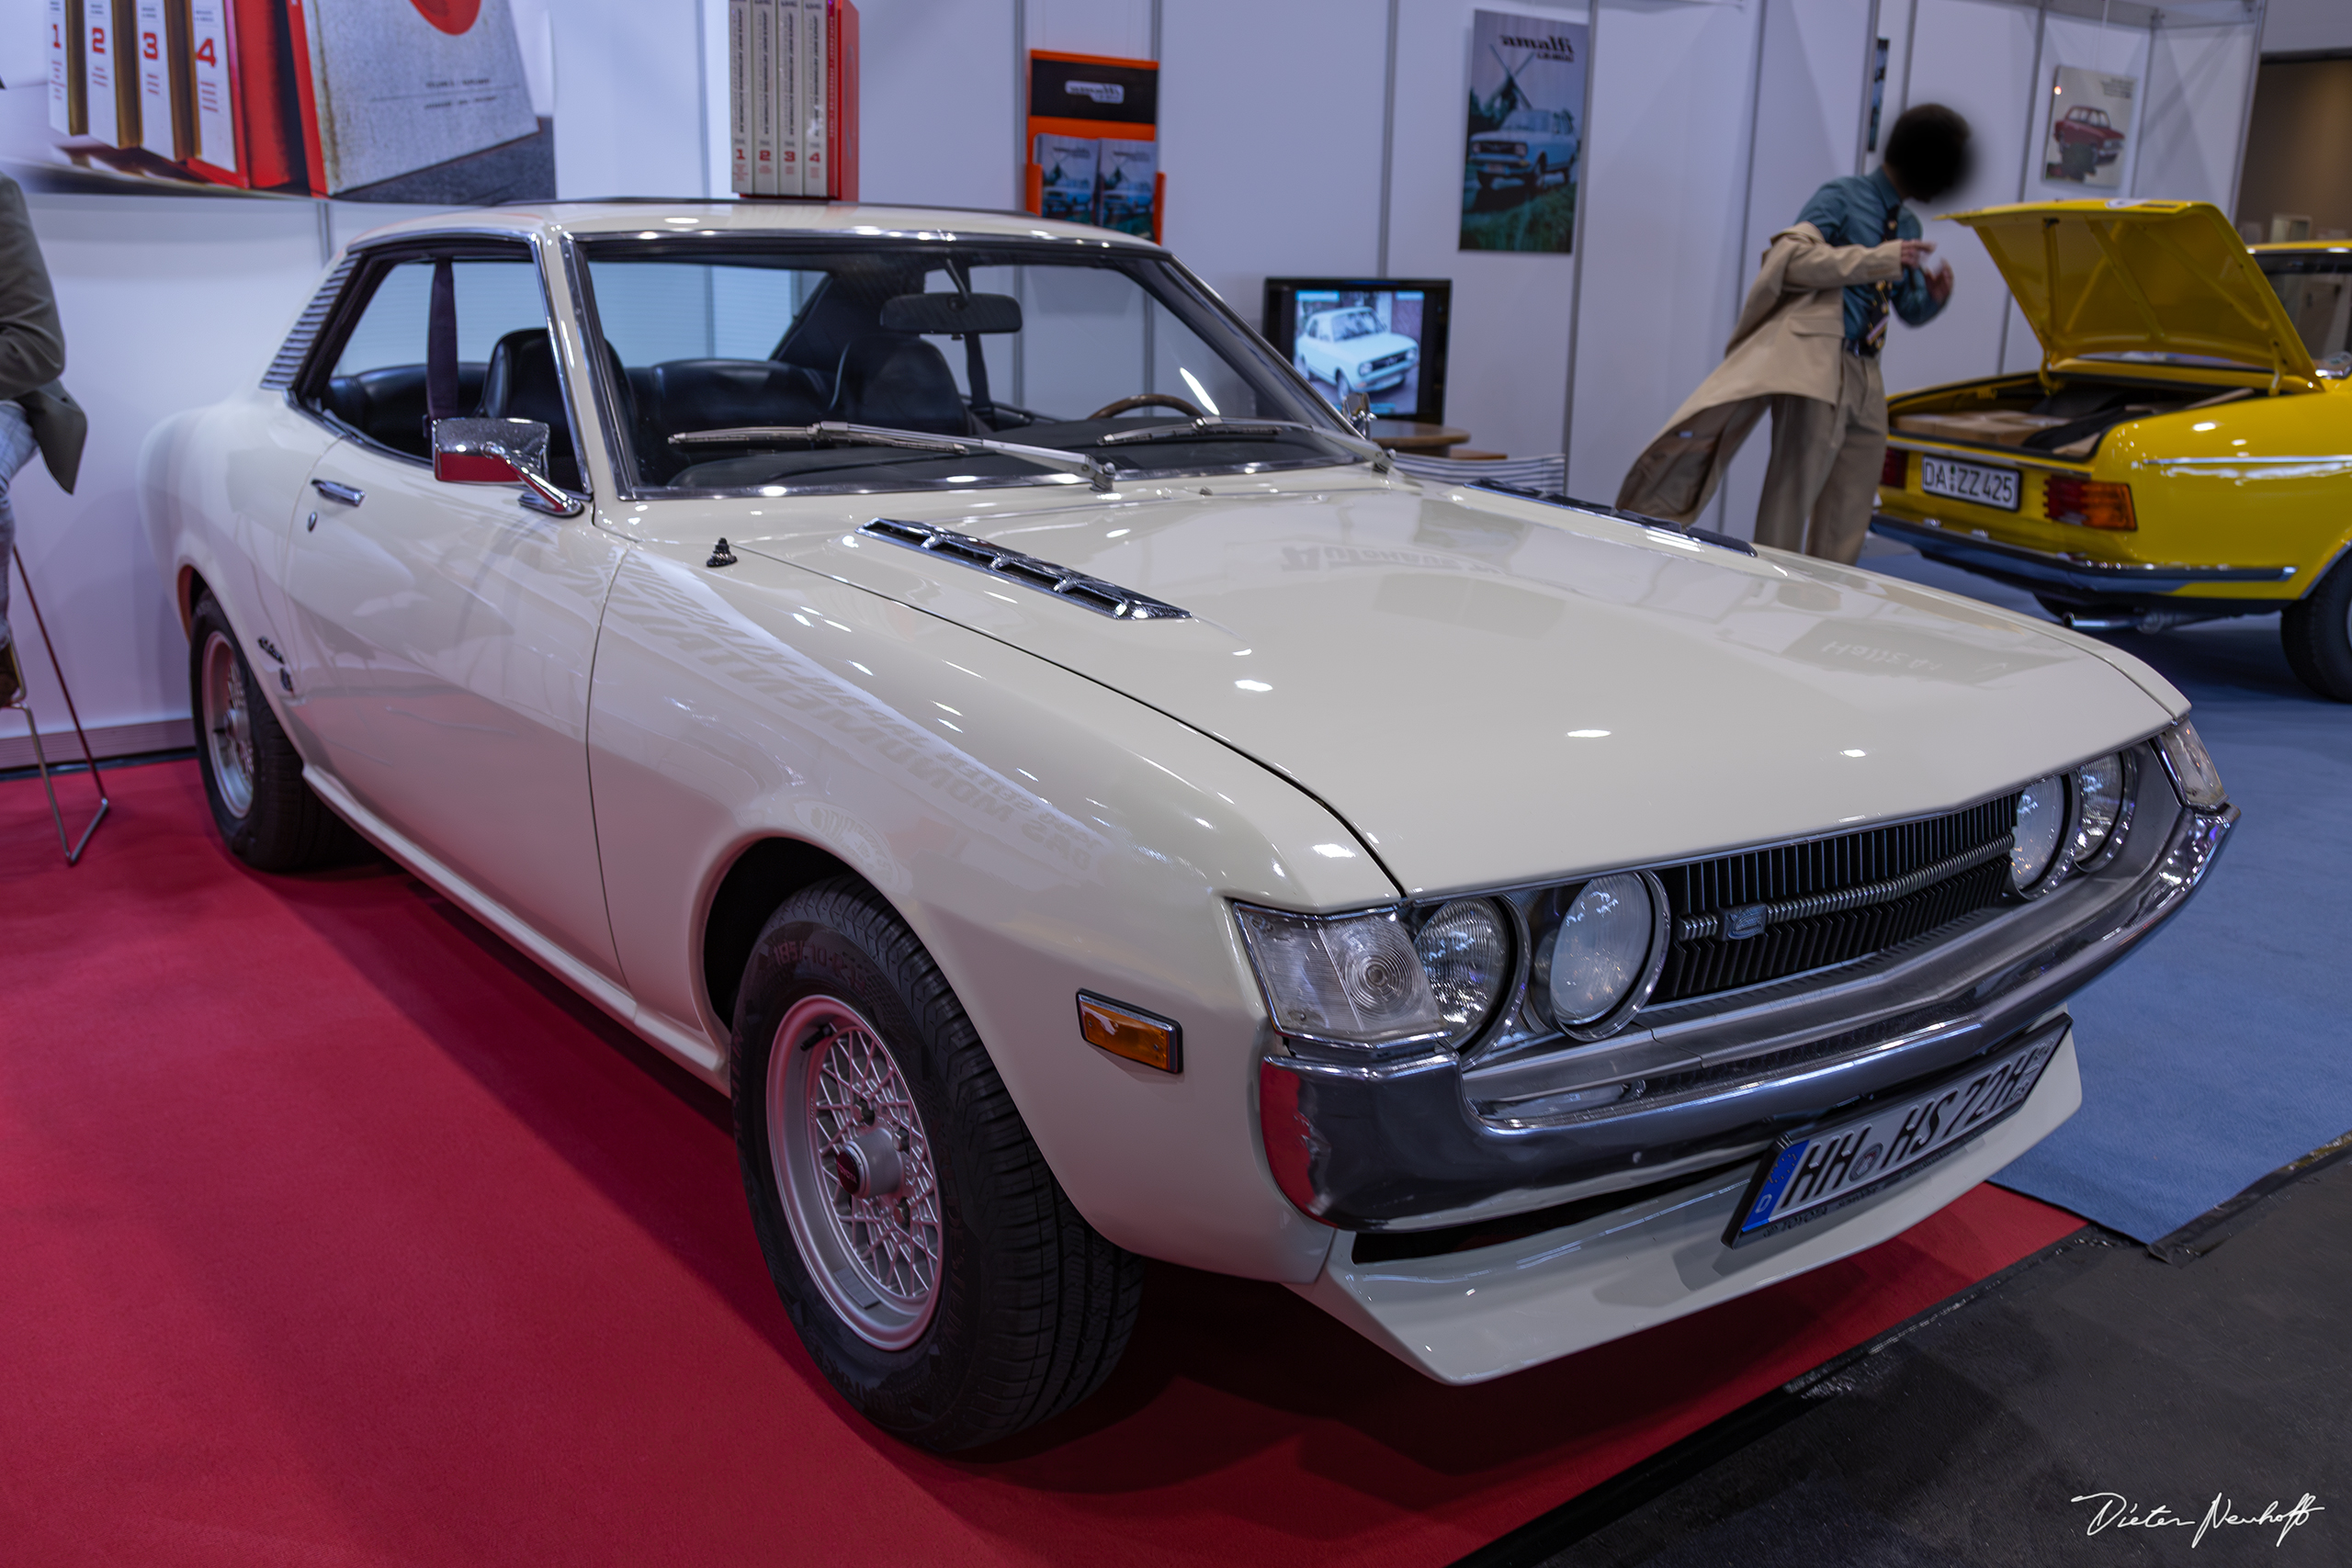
[0, 759, 2084, 1567]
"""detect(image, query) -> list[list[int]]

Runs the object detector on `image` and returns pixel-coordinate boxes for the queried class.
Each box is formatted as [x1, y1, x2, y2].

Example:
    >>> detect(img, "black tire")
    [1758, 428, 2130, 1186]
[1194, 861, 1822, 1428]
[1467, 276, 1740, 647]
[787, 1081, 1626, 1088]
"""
[731, 875, 1144, 1451]
[188, 593, 355, 870]
[2280, 549, 2352, 701]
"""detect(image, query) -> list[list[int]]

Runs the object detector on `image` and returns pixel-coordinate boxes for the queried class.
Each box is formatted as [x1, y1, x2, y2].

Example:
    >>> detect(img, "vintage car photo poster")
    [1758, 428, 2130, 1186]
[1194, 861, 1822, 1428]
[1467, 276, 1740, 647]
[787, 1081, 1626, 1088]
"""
[2042, 65, 2134, 187]
[1, 0, 552, 201]
[1460, 8, 1586, 253]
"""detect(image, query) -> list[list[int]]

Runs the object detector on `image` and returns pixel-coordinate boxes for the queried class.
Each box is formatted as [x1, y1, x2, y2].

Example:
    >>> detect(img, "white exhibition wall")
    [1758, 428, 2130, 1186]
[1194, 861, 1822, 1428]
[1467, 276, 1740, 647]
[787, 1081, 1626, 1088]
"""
[1, 0, 2266, 767]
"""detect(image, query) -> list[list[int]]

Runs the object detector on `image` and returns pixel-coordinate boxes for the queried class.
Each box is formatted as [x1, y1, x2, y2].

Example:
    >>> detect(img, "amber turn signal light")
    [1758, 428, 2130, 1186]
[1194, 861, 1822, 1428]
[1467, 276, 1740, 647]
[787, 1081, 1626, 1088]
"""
[2043, 475, 2136, 531]
[1077, 992, 1182, 1073]
[1880, 447, 1906, 489]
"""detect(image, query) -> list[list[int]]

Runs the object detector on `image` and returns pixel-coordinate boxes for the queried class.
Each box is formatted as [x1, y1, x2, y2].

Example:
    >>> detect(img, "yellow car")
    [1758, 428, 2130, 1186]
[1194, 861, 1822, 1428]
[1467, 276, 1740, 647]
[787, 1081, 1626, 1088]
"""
[1871, 199, 2352, 699]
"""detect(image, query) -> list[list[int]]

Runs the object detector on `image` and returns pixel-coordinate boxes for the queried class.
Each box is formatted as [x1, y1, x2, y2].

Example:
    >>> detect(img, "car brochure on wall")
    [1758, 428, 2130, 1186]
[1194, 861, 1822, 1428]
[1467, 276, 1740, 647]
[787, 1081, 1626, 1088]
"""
[2041, 65, 2133, 188]
[1460, 9, 1587, 254]
[18, 0, 551, 200]
[1033, 132, 1095, 223]
[1096, 138, 1155, 237]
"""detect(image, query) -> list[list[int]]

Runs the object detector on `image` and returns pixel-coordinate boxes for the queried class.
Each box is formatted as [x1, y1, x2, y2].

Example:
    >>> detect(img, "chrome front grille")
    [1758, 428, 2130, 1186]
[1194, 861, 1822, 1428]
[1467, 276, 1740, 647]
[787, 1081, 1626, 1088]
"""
[1650, 795, 2020, 1004]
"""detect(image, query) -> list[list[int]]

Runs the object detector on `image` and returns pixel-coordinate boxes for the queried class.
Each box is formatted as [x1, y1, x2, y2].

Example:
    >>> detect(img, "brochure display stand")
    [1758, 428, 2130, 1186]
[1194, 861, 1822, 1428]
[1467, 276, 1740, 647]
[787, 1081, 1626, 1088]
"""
[1023, 51, 1161, 243]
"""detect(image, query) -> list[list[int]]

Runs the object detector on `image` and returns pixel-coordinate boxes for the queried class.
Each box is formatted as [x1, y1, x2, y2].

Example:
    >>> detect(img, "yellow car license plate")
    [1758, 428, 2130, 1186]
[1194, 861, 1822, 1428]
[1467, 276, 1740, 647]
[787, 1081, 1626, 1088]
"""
[1918, 454, 2021, 512]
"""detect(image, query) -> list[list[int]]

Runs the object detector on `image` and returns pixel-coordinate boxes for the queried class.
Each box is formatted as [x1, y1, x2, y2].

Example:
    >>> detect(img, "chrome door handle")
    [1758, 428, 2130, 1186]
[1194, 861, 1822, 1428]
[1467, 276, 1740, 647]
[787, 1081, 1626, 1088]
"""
[311, 479, 366, 507]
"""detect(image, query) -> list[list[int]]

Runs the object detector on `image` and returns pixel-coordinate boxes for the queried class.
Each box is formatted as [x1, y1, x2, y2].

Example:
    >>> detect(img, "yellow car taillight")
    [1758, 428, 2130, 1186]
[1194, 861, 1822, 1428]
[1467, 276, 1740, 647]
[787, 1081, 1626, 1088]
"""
[1880, 447, 1907, 488]
[2043, 476, 2136, 531]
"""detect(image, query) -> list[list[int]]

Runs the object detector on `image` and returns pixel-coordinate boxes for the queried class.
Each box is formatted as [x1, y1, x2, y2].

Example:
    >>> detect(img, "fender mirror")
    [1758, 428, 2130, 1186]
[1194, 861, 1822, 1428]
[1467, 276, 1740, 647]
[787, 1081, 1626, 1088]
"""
[431, 418, 583, 517]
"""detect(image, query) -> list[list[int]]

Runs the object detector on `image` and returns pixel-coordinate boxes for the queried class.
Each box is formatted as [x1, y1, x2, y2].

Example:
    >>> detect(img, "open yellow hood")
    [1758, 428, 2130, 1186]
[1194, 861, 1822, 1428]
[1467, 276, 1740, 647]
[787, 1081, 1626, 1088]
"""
[1951, 199, 2318, 390]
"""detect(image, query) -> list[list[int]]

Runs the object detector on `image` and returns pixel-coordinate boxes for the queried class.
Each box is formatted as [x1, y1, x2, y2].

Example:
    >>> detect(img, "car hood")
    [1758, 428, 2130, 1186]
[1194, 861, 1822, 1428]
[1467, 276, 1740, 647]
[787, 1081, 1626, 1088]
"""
[1951, 198, 2320, 389]
[747, 480, 2179, 897]
[1336, 332, 1415, 359]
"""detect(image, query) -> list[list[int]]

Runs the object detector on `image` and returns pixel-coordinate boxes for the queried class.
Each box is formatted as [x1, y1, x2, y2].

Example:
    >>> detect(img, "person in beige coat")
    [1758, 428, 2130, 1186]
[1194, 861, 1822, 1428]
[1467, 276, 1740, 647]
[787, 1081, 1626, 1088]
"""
[1619, 106, 1972, 563]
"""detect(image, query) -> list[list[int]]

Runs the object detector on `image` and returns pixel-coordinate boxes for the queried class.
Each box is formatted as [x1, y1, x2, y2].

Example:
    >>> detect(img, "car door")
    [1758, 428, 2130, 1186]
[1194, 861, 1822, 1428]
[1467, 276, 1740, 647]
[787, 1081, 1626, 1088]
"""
[281, 239, 630, 983]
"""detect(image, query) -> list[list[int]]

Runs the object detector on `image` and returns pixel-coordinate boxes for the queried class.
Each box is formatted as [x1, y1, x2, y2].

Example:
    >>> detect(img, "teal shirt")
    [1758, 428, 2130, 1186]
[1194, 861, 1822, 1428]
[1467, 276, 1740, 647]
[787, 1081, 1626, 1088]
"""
[1794, 168, 1946, 344]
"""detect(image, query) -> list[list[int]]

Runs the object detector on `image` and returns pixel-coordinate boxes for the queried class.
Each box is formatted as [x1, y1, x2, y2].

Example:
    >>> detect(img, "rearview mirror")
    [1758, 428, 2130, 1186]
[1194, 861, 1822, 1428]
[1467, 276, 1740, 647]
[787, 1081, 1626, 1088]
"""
[431, 418, 583, 517]
[879, 291, 1023, 335]
[1340, 390, 1374, 436]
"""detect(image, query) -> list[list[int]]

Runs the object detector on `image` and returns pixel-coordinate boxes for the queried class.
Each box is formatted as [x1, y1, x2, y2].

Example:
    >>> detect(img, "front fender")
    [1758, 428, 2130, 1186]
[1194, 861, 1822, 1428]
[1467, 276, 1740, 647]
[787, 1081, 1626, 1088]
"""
[585, 538, 1398, 1283]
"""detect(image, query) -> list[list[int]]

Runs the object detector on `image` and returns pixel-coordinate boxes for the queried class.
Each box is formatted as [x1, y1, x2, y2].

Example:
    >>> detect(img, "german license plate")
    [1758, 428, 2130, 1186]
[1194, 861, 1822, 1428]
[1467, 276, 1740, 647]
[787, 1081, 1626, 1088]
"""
[1918, 454, 2020, 512]
[1726, 1025, 2063, 1247]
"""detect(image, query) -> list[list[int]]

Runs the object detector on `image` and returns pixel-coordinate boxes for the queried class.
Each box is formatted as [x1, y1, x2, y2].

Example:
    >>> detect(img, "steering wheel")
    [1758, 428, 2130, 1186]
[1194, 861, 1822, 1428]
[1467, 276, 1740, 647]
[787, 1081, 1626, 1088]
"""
[1086, 392, 1204, 421]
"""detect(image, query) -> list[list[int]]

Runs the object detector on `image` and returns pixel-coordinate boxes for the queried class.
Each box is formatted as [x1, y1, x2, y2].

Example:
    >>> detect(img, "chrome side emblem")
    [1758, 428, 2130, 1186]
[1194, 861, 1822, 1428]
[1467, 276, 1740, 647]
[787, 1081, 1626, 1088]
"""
[857, 519, 1191, 621]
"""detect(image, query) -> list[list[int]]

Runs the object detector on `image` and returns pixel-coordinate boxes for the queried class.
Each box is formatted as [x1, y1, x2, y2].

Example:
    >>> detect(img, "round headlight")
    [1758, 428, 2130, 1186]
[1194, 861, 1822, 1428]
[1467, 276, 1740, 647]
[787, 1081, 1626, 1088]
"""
[2010, 773, 2068, 892]
[2072, 753, 2126, 862]
[1414, 900, 1510, 1046]
[1547, 873, 1657, 1027]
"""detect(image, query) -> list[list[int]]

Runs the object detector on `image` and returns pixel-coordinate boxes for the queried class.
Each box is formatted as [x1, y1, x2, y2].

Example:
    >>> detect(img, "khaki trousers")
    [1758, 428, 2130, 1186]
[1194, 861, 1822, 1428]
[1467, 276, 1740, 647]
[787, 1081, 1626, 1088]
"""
[1755, 351, 1886, 564]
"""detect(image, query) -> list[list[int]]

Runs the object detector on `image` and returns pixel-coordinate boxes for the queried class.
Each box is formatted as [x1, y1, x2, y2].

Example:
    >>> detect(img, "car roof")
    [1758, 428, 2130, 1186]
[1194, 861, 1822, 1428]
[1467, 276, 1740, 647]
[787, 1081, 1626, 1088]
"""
[2250, 240, 2352, 255]
[341, 199, 1166, 253]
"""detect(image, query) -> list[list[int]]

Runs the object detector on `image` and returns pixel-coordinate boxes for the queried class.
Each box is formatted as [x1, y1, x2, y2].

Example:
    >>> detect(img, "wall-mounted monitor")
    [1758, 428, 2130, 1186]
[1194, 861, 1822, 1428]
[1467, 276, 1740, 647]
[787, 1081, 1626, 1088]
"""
[1261, 277, 1452, 424]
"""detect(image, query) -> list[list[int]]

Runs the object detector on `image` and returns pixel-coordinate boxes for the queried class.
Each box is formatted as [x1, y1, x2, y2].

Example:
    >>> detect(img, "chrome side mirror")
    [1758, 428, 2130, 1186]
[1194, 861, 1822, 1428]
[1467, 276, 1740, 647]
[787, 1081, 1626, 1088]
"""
[431, 418, 583, 517]
[1340, 389, 1374, 436]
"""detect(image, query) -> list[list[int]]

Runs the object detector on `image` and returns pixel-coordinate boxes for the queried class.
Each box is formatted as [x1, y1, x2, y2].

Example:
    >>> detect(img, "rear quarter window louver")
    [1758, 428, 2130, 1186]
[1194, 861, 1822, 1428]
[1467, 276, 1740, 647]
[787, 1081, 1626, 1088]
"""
[261, 254, 359, 392]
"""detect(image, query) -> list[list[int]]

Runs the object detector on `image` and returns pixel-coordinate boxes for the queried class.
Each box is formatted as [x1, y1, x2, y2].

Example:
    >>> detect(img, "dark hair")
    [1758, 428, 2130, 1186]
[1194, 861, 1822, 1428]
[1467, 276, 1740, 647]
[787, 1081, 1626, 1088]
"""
[1883, 104, 1973, 203]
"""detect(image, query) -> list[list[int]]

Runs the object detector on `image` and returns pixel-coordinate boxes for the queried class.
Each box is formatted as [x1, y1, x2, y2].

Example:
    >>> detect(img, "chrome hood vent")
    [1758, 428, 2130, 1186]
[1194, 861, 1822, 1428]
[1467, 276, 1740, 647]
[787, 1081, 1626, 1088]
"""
[858, 518, 1190, 622]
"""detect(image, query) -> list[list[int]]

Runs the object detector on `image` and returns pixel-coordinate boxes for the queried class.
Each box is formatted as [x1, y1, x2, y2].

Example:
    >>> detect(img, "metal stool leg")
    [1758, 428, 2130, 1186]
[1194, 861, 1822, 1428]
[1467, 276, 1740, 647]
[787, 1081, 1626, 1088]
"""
[6, 546, 108, 864]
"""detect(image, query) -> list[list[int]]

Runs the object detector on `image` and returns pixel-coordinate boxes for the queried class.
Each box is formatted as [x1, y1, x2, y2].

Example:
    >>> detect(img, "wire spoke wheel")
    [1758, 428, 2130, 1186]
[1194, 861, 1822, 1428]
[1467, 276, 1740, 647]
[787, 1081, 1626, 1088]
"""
[199, 629, 256, 819]
[768, 994, 944, 1350]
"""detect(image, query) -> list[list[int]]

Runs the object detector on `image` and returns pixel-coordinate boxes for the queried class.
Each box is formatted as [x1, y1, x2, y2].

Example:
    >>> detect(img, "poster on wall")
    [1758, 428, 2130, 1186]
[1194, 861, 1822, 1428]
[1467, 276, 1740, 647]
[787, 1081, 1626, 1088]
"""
[1459, 8, 1586, 254]
[0, 0, 553, 202]
[2041, 65, 2134, 187]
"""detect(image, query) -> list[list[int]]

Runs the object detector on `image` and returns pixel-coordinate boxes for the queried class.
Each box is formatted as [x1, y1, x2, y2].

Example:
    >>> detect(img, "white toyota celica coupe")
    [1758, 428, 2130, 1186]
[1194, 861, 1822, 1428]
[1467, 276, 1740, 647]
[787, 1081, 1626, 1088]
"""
[142, 202, 2233, 1451]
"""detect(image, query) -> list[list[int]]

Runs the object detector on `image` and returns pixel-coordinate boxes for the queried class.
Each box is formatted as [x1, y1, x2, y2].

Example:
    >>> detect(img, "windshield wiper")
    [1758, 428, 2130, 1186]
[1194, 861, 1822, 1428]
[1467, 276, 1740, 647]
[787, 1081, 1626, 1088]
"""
[670, 421, 1114, 491]
[1095, 416, 1390, 469]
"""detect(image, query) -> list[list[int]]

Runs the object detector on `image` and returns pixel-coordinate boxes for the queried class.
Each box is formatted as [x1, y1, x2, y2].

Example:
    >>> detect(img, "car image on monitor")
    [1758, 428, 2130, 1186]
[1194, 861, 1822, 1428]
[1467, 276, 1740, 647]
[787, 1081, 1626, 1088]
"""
[1292, 290, 1424, 415]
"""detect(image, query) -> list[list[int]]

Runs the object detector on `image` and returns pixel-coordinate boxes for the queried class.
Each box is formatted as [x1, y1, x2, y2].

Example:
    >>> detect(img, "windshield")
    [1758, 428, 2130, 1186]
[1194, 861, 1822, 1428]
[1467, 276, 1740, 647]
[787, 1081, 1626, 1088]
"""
[2258, 251, 2352, 367]
[575, 236, 1356, 493]
[1328, 310, 1382, 341]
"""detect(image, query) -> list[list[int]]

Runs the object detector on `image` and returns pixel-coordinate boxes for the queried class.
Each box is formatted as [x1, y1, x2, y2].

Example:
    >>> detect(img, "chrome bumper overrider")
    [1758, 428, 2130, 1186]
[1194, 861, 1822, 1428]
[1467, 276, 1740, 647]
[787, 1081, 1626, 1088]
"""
[1259, 787, 2234, 1233]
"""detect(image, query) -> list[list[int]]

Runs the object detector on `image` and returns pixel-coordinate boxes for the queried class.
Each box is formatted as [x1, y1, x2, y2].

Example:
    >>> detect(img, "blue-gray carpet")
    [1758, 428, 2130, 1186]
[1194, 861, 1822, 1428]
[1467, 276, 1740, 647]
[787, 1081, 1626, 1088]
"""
[1860, 537, 2352, 1242]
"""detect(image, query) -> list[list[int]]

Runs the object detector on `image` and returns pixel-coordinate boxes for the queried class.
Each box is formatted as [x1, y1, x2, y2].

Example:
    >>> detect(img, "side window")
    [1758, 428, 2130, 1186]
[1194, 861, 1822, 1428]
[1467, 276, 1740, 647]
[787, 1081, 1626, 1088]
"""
[313, 251, 553, 466]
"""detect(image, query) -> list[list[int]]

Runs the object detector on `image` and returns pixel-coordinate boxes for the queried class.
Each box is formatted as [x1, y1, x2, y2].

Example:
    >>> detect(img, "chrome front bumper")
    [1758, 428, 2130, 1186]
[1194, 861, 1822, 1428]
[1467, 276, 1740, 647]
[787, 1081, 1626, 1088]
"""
[1870, 514, 2295, 597]
[1294, 1031, 2083, 1384]
[1259, 784, 2233, 1234]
